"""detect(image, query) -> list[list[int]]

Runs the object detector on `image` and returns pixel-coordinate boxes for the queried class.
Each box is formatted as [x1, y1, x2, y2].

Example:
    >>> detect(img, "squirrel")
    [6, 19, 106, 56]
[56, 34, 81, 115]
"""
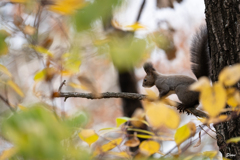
[142, 27, 210, 112]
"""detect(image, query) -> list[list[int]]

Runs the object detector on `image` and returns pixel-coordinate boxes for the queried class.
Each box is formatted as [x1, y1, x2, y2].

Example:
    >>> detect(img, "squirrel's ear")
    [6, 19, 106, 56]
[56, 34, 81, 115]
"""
[143, 62, 155, 74]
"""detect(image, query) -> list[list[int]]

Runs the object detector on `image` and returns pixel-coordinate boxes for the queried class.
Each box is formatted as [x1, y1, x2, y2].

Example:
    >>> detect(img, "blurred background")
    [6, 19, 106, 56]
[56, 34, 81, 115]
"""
[0, 0, 219, 159]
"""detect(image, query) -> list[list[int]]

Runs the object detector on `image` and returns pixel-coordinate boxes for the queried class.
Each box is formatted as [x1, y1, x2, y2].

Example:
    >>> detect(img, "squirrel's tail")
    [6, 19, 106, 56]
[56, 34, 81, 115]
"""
[190, 27, 211, 79]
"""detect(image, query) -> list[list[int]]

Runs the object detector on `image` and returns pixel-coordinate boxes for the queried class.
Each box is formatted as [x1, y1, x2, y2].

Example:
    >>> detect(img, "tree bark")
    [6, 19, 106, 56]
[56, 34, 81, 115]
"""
[204, 0, 240, 159]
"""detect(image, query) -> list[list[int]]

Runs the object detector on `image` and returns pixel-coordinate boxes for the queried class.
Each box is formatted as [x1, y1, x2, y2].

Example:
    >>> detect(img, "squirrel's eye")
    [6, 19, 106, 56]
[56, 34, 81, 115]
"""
[144, 79, 146, 82]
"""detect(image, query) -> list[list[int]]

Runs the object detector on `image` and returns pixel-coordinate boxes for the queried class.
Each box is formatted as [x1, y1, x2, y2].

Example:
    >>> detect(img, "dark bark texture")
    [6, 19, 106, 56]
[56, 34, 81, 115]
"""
[204, 0, 240, 159]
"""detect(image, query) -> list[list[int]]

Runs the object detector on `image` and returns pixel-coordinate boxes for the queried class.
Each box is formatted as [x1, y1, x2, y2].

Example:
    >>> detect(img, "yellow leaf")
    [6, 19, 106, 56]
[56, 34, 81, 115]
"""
[165, 107, 180, 129]
[101, 138, 122, 152]
[116, 117, 130, 127]
[108, 151, 131, 159]
[49, 0, 86, 15]
[124, 138, 140, 147]
[18, 104, 27, 111]
[34, 68, 56, 82]
[139, 140, 160, 156]
[146, 102, 180, 129]
[78, 129, 99, 146]
[125, 22, 146, 31]
[111, 20, 123, 29]
[174, 123, 195, 146]
[187, 122, 196, 136]
[60, 70, 75, 76]
[226, 88, 240, 108]
[130, 117, 149, 126]
[7, 80, 24, 97]
[202, 151, 218, 159]
[190, 77, 211, 91]
[24, 25, 36, 35]
[136, 134, 153, 139]
[200, 82, 226, 117]
[131, 108, 145, 127]
[0, 64, 12, 77]
[34, 69, 46, 81]
[31, 45, 53, 57]
[62, 52, 81, 74]
[68, 82, 88, 90]
[161, 98, 177, 106]
[226, 137, 240, 143]
[219, 64, 240, 86]
[145, 89, 158, 100]
[127, 128, 154, 136]
[202, 115, 228, 125]
[0, 147, 17, 160]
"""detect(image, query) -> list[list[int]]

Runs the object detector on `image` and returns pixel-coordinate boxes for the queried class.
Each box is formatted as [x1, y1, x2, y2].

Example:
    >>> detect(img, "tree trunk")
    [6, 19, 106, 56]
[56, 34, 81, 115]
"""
[204, 0, 240, 159]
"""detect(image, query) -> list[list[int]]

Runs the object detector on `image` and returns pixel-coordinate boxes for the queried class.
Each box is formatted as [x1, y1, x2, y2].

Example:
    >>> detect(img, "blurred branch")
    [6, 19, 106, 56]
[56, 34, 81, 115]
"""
[0, 94, 15, 113]
[136, 0, 146, 22]
[58, 92, 146, 101]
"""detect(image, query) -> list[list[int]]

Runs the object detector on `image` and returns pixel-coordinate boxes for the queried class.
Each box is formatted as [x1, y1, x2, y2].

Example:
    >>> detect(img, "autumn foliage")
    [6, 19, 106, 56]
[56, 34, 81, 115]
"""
[0, 0, 240, 160]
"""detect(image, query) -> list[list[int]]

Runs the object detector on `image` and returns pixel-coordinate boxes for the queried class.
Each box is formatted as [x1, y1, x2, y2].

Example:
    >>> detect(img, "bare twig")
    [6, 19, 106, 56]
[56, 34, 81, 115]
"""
[199, 125, 216, 140]
[58, 80, 66, 92]
[163, 124, 207, 157]
[136, 0, 146, 22]
[0, 94, 15, 113]
[57, 92, 147, 100]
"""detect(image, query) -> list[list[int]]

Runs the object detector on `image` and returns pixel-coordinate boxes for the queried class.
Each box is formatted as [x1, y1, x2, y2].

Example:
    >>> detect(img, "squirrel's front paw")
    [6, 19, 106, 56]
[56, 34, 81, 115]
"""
[177, 104, 192, 115]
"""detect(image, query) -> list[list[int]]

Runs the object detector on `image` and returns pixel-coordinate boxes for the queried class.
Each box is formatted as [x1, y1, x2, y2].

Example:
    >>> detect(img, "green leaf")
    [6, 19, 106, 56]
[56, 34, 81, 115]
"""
[0, 30, 9, 56]
[109, 35, 147, 71]
[73, 0, 122, 32]
[1, 105, 71, 160]
[62, 51, 81, 74]
[64, 113, 88, 133]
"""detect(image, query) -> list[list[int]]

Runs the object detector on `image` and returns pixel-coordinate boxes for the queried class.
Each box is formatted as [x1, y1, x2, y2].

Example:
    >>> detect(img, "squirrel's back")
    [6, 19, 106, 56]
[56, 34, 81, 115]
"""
[190, 27, 211, 79]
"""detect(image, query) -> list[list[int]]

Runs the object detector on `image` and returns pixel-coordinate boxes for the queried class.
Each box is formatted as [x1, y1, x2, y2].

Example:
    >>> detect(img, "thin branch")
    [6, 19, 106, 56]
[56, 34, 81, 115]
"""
[54, 86, 208, 118]
[199, 125, 216, 140]
[58, 80, 66, 92]
[57, 92, 147, 100]
[163, 124, 207, 157]
[136, 0, 146, 22]
[0, 94, 15, 113]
